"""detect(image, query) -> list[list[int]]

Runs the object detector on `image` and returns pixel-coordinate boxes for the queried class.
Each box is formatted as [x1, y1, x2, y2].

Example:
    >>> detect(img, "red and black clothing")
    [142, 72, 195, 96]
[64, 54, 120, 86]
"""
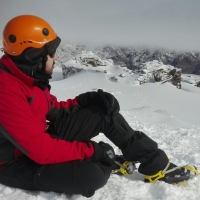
[0, 54, 94, 166]
[0, 55, 169, 197]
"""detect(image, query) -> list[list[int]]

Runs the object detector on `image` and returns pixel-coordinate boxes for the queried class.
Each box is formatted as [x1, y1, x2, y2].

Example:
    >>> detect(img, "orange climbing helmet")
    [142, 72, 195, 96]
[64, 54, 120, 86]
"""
[2, 15, 58, 56]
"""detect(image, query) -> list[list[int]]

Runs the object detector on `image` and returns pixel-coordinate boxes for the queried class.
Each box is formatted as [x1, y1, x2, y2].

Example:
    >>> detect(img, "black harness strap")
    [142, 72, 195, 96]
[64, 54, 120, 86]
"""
[0, 123, 29, 156]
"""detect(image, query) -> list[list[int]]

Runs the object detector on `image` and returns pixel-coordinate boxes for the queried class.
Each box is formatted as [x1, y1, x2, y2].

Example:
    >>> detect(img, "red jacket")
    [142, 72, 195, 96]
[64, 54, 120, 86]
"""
[0, 55, 94, 165]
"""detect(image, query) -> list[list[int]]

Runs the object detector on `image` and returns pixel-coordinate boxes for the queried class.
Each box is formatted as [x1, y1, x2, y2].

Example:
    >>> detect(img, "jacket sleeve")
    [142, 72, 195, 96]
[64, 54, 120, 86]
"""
[0, 79, 94, 164]
[46, 94, 81, 122]
[50, 94, 80, 109]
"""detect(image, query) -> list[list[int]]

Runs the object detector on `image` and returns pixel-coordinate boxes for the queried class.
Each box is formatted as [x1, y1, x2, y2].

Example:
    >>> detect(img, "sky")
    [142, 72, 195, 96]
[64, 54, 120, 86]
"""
[0, 51, 200, 199]
[0, 0, 200, 52]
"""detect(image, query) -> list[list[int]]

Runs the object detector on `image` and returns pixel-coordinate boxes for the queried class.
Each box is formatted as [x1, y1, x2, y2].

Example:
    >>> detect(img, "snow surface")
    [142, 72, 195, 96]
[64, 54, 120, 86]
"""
[1, 64, 200, 200]
[182, 74, 200, 86]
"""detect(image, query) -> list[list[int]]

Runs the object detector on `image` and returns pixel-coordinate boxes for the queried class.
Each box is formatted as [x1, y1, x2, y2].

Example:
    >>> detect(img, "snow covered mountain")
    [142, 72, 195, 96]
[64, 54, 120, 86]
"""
[1, 44, 200, 200]
[61, 51, 198, 89]
[56, 44, 200, 75]
[94, 46, 200, 75]
[182, 74, 200, 87]
[56, 43, 200, 88]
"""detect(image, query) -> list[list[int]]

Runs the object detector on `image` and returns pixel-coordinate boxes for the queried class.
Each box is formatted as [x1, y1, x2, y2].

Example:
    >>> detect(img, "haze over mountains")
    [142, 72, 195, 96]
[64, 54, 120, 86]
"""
[56, 43, 200, 75]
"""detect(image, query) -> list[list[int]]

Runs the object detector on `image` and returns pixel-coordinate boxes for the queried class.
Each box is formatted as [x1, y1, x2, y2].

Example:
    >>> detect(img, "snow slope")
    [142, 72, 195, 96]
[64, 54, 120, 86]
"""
[0, 65, 200, 200]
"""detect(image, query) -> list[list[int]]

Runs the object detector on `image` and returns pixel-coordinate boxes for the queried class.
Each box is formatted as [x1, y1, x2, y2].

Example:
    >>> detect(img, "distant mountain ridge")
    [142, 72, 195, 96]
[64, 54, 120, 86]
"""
[56, 44, 200, 75]
[93, 46, 200, 75]
[61, 50, 185, 89]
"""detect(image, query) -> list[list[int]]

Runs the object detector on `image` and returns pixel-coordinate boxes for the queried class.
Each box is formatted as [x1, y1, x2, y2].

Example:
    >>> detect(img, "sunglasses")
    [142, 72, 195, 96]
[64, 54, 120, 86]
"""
[49, 51, 56, 58]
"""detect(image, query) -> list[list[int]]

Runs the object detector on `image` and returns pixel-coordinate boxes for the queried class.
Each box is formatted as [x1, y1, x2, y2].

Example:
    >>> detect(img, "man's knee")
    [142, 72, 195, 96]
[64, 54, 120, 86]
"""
[33, 161, 112, 198]
[79, 162, 112, 197]
[82, 163, 112, 197]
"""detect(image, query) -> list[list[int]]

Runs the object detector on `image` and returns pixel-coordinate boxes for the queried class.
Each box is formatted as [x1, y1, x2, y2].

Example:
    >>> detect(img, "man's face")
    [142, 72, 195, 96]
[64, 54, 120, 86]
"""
[45, 54, 58, 75]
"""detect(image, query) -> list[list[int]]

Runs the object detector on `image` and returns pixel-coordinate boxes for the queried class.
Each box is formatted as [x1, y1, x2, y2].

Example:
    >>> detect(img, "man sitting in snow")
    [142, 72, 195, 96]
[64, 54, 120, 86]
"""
[0, 15, 195, 198]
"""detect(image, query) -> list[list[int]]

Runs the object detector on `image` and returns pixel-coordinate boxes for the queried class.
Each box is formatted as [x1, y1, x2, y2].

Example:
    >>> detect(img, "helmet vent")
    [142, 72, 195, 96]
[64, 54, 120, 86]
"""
[9, 34, 16, 43]
[20, 41, 33, 45]
[42, 28, 49, 36]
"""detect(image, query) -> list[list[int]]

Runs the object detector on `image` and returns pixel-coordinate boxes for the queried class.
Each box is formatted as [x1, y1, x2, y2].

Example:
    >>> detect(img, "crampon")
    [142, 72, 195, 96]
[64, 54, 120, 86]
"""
[144, 162, 199, 186]
[112, 155, 137, 175]
[112, 156, 199, 186]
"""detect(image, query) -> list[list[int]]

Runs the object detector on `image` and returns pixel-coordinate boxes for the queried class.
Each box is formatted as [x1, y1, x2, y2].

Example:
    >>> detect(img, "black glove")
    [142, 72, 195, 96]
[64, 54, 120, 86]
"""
[91, 141, 116, 166]
[77, 89, 120, 115]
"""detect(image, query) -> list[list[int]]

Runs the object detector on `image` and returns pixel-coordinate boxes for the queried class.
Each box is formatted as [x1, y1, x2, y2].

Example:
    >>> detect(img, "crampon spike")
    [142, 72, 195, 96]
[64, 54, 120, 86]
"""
[112, 160, 137, 175]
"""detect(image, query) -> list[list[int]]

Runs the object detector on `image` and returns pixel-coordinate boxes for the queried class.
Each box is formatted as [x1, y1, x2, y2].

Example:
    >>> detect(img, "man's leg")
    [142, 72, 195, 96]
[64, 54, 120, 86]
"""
[0, 157, 39, 191]
[51, 105, 105, 141]
[51, 105, 168, 175]
[34, 159, 112, 197]
[100, 112, 169, 175]
[0, 156, 112, 198]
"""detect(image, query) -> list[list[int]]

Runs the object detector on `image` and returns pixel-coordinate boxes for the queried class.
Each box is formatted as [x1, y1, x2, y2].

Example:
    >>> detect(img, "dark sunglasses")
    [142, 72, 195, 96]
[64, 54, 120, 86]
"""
[49, 51, 56, 58]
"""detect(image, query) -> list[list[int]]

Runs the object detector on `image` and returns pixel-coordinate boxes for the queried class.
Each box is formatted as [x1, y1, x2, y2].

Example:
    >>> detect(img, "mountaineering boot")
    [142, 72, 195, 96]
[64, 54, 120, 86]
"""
[112, 155, 137, 175]
[144, 162, 198, 184]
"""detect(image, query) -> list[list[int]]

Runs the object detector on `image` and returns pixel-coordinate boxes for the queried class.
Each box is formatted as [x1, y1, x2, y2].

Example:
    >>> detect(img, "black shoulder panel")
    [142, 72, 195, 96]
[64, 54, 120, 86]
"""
[0, 123, 29, 156]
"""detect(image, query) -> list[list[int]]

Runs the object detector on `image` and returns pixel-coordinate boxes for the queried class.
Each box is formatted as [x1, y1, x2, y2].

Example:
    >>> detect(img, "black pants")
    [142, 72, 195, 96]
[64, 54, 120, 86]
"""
[0, 106, 168, 197]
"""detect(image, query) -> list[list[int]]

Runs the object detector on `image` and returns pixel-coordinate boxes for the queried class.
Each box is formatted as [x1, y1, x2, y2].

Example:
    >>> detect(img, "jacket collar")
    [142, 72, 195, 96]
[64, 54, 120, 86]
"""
[0, 54, 35, 86]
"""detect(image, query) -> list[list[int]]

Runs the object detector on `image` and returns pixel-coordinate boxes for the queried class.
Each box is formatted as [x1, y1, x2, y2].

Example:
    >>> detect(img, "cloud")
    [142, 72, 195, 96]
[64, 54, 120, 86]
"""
[0, 0, 200, 52]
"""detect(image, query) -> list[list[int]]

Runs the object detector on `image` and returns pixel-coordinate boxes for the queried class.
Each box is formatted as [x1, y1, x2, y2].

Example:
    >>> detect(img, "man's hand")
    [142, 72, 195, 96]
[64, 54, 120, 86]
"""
[77, 89, 120, 115]
[91, 141, 115, 166]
